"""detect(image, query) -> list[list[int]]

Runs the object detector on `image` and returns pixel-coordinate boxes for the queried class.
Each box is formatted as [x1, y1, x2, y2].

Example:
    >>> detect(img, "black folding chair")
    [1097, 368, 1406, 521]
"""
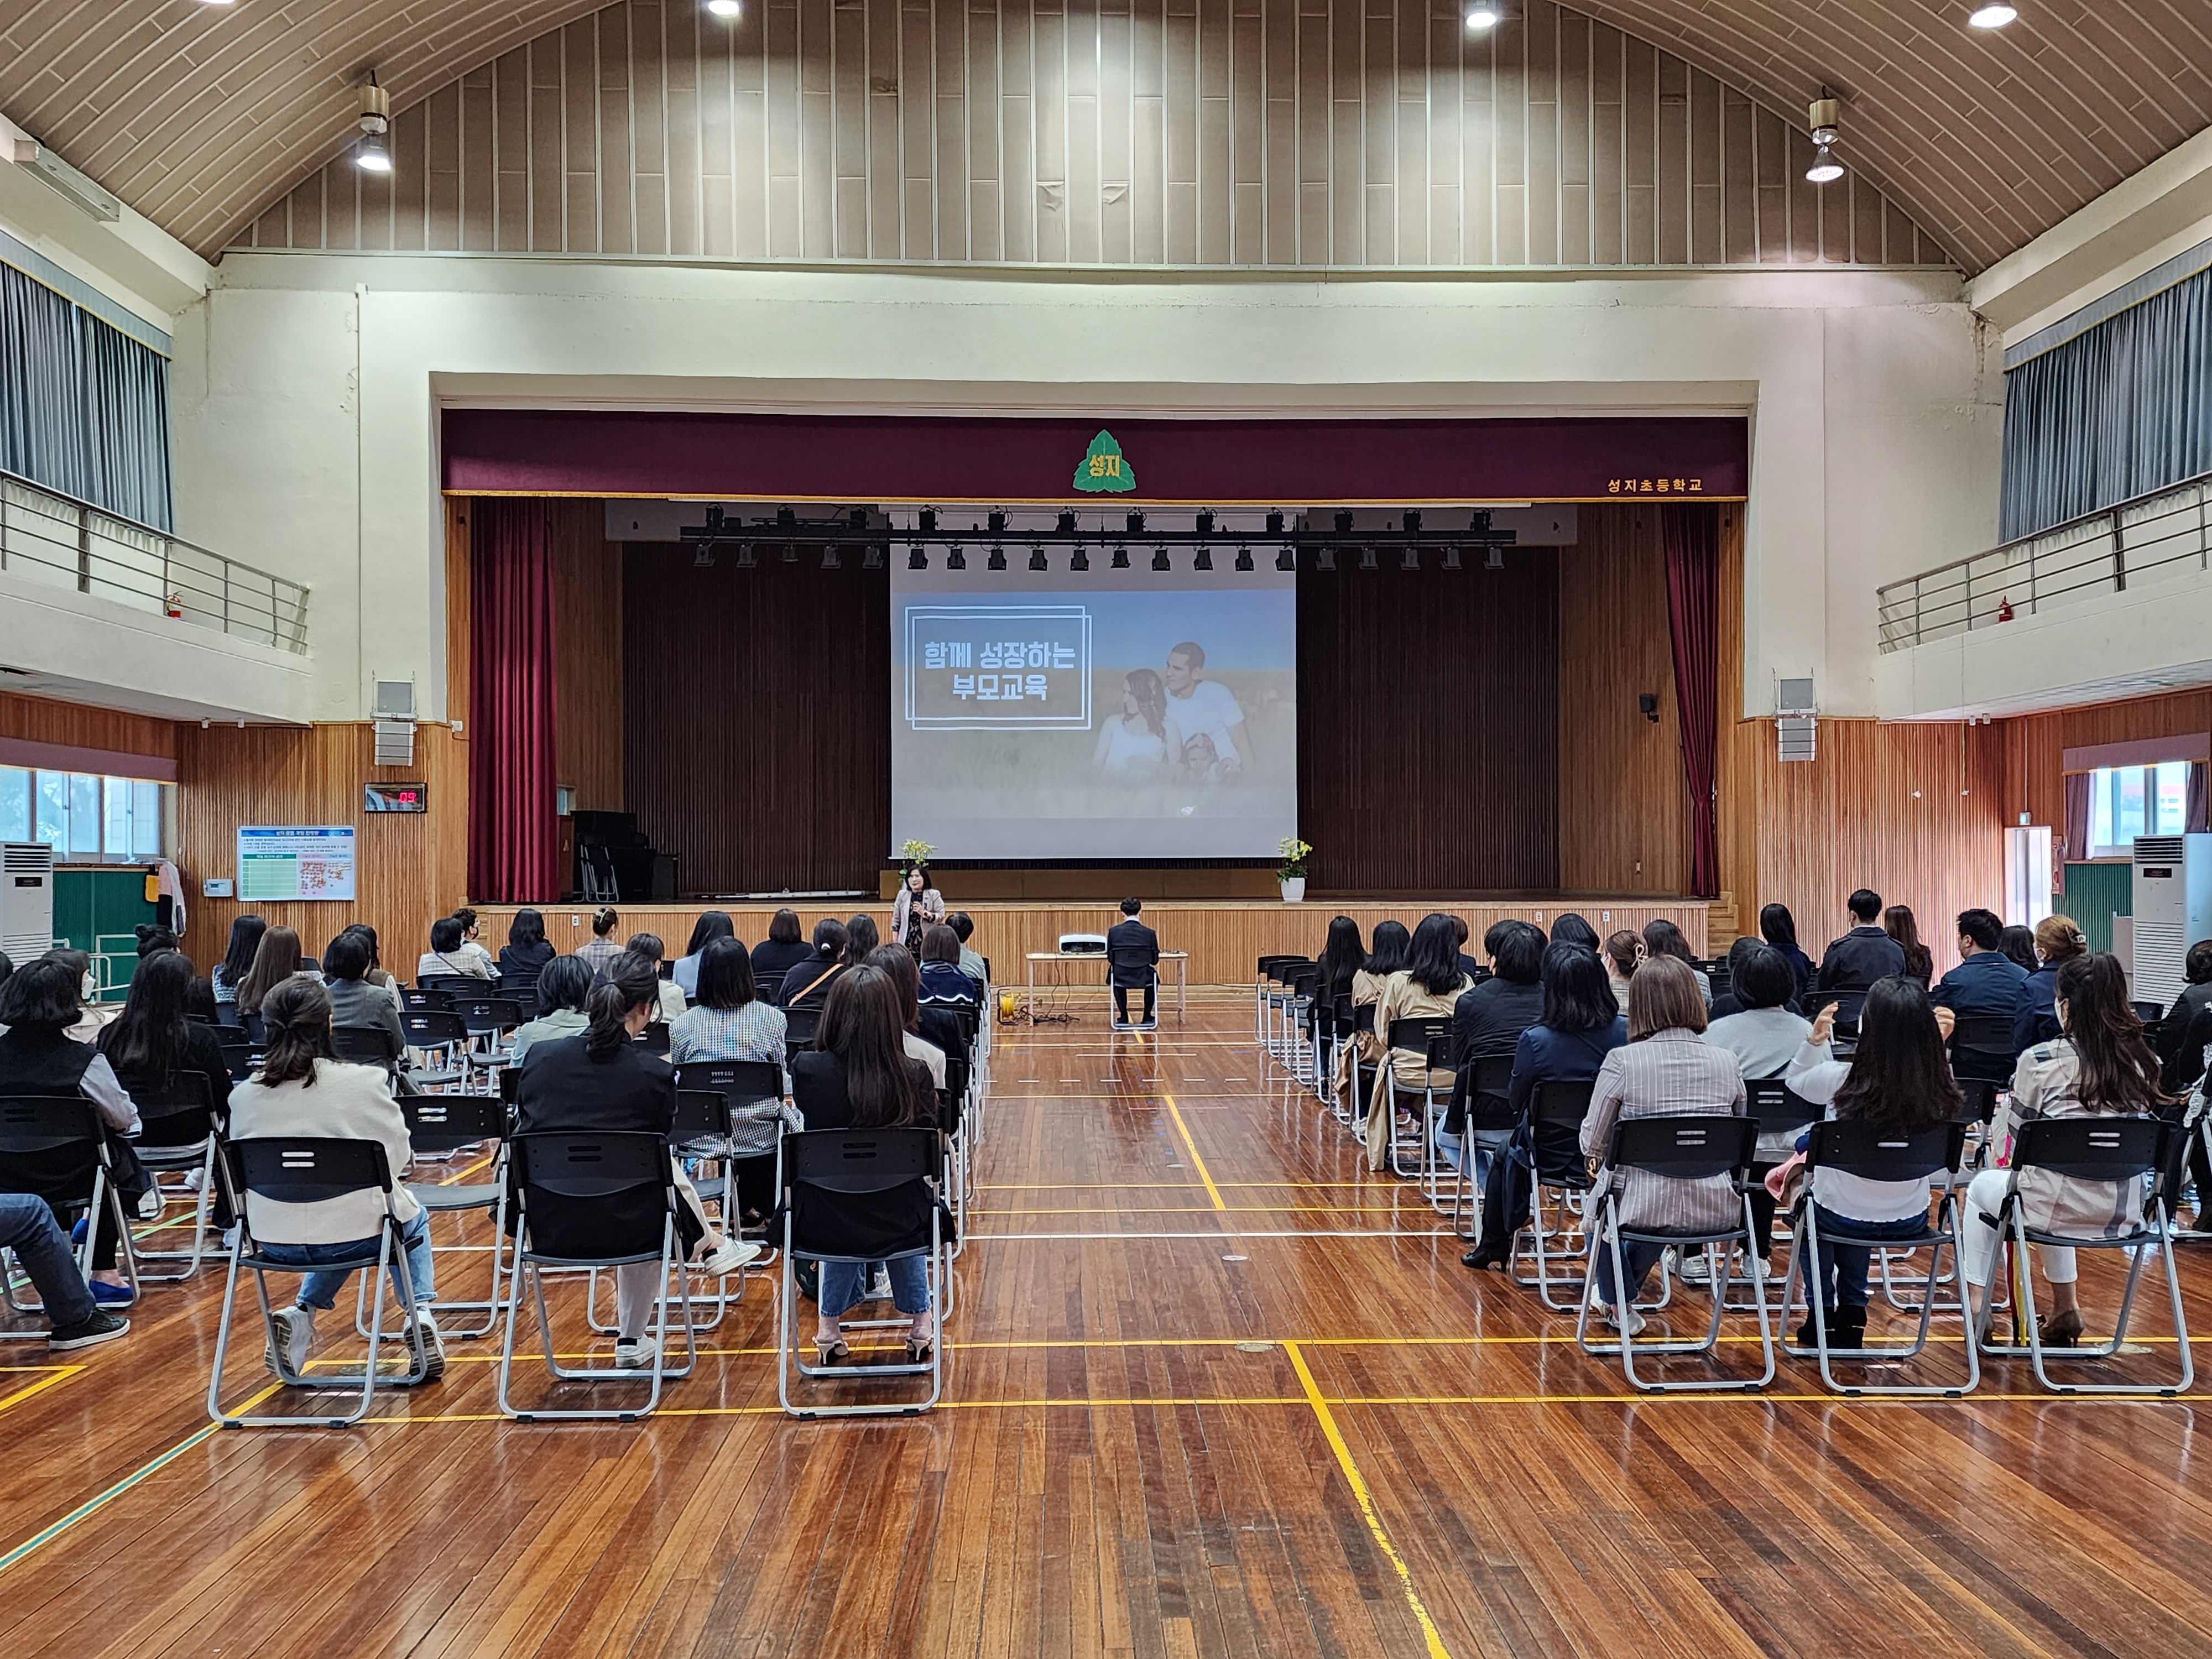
[362, 1093, 512, 1340]
[1381, 1016, 1453, 1181]
[400, 987, 452, 1014]
[419, 974, 488, 1002]
[0, 1095, 139, 1319]
[494, 977, 542, 1020]
[784, 1005, 822, 1052]
[1970, 1116, 2192, 1395]
[119, 1071, 226, 1282]
[400, 1010, 471, 1093]
[450, 996, 524, 1080]
[216, 1035, 259, 1083]
[638, 1022, 672, 1057]
[1780, 1120, 1975, 1396]
[1576, 1114, 1774, 1392]
[207, 1136, 430, 1427]
[1948, 1014, 2016, 1086]
[496, 1130, 697, 1421]
[675, 1059, 787, 1240]
[1507, 1078, 1598, 1310]
[1445, 1054, 1517, 1222]
[776, 1127, 951, 1418]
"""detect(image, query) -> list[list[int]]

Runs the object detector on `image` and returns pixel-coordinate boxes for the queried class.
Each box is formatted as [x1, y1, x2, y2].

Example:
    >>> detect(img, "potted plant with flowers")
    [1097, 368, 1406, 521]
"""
[1276, 836, 1312, 904]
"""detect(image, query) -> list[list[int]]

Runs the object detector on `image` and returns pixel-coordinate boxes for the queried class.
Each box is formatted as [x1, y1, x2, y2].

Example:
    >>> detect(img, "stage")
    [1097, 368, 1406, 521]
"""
[470, 897, 1710, 986]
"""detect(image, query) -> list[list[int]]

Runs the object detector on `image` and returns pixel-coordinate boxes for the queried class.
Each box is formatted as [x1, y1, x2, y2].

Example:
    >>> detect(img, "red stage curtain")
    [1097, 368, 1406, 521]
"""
[468, 499, 559, 901]
[1662, 504, 1720, 899]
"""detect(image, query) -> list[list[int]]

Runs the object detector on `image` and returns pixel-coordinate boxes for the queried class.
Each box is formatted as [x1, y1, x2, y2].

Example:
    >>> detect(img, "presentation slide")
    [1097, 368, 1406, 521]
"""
[891, 558, 1296, 858]
[237, 825, 358, 901]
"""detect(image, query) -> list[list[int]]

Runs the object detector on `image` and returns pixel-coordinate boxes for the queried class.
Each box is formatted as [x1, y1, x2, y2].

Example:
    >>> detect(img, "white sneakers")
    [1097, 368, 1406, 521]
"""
[1587, 1286, 1648, 1338]
[614, 1336, 659, 1370]
[404, 1308, 446, 1383]
[696, 1237, 764, 1277]
[266, 1304, 316, 1378]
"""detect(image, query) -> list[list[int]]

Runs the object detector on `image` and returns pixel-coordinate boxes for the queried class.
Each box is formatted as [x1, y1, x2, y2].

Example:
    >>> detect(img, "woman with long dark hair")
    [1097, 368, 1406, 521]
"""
[1966, 953, 2165, 1346]
[671, 911, 735, 999]
[511, 953, 758, 1369]
[779, 917, 851, 1011]
[2012, 913, 2089, 1053]
[212, 914, 266, 1015]
[751, 909, 811, 1000]
[1315, 915, 1367, 1009]
[225, 977, 444, 1383]
[791, 966, 938, 1363]
[1785, 977, 1960, 1347]
[1883, 905, 1934, 987]
[842, 914, 881, 968]
[1363, 914, 1475, 1168]
[1331, 920, 1408, 1118]
[864, 944, 966, 1098]
[1997, 924, 2040, 975]
[1760, 902, 1817, 1008]
[101, 949, 239, 1126]
[917, 925, 980, 1007]
[237, 926, 312, 1034]
[1642, 919, 1710, 1003]
[499, 909, 555, 982]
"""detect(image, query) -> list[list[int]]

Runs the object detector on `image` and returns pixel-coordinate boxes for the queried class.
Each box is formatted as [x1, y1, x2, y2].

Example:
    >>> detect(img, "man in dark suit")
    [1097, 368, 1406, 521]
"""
[1814, 888, 1906, 1026]
[1107, 898, 1161, 1029]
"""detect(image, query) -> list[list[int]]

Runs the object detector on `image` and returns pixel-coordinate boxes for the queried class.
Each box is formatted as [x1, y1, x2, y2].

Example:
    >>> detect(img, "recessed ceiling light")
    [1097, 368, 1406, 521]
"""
[706, 0, 742, 16]
[195, 0, 236, 7]
[1464, 4, 1501, 30]
[1968, 4, 2018, 27]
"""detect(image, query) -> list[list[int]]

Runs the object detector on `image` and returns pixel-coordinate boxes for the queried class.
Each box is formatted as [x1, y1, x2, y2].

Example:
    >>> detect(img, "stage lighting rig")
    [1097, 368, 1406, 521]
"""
[1126, 510, 1145, 535]
[1057, 510, 1079, 533]
[1194, 509, 1216, 536]
[907, 544, 927, 570]
[1275, 547, 1295, 572]
[988, 542, 1008, 571]
[1070, 546, 1090, 572]
[735, 544, 757, 568]
[1111, 542, 1131, 570]
[1266, 510, 1285, 536]
[946, 546, 966, 570]
[1359, 545, 1378, 571]
[1400, 546, 1418, 572]
[822, 546, 841, 570]
[918, 508, 938, 533]
[1029, 544, 1048, 571]
[988, 509, 1008, 533]
[1151, 545, 1171, 572]
[1234, 544, 1254, 572]
[1193, 546, 1213, 571]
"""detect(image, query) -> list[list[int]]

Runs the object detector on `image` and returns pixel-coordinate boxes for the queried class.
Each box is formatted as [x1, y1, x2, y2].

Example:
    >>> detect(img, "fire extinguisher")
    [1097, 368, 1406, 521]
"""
[165, 591, 184, 618]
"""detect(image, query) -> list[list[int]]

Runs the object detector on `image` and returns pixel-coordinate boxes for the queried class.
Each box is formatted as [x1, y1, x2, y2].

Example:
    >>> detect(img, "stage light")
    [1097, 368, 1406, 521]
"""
[707, 0, 742, 16]
[847, 507, 868, 530]
[1070, 547, 1089, 572]
[1464, 3, 1501, 32]
[946, 546, 966, 570]
[1402, 510, 1422, 533]
[1359, 545, 1378, 571]
[1266, 510, 1286, 536]
[1275, 547, 1295, 572]
[1056, 509, 1078, 533]
[1485, 546, 1505, 571]
[863, 544, 884, 570]
[1317, 549, 1336, 572]
[919, 508, 938, 533]
[1334, 510, 1355, 534]
[1806, 144, 1843, 184]
[822, 546, 841, 570]
[1193, 546, 1213, 572]
[1126, 510, 1145, 534]
[988, 509, 1008, 533]
[1400, 546, 1419, 572]
[1195, 509, 1216, 535]
[1029, 544, 1048, 572]
[1806, 95, 1844, 184]
[1111, 542, 1130, 570]
[988, 543, 1007, 571]
[692, 545, 716, 568]
[908, 545, 928, 570]
[355, 75, 392, 173]
[780, 542, 797, 564]
[1968, 3, 2016, 26]
[735, 544, 757, 568]
[776, 505, 798, 529]
[1151, 546, 1171, 572]
[1234, 544, 1254, 572]
[1443, 547, 1462, 571]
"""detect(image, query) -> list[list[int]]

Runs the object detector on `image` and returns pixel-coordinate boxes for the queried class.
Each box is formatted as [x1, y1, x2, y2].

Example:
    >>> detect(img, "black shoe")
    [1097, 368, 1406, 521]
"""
[49, 1311, 129, 1352]
[1461, 1248, 1506, 1270]
[1828, 1307, 1869, 1350]
[1796, 1310, 1835, 1348]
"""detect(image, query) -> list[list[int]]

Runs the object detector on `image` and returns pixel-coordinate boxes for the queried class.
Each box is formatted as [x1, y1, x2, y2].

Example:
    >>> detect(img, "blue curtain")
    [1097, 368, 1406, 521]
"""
[2000, 263, 2212, 542]
[0, 261, 173, 531]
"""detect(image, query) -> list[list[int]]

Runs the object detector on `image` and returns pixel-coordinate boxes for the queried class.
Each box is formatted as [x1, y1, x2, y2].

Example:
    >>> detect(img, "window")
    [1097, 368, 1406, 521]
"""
[0, 768, 170, 862]
[2089, 759, 2192, 857]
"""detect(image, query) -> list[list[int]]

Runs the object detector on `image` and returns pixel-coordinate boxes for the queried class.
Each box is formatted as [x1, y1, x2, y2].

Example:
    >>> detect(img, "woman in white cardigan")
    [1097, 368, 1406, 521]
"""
[227, 977, 444, 1385]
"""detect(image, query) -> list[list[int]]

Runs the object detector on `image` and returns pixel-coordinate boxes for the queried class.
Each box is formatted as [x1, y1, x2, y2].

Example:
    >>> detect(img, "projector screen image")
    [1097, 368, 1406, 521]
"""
[891, 560, 1297, 858]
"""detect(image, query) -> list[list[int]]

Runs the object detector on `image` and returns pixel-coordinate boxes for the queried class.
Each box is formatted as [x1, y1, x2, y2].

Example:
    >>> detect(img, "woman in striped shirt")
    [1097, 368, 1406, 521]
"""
[670, 939, 787, 1066]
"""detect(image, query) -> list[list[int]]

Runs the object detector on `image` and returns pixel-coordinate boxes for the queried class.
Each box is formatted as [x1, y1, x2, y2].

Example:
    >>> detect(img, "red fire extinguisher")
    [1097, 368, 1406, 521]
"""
[165, 591, 184, 618]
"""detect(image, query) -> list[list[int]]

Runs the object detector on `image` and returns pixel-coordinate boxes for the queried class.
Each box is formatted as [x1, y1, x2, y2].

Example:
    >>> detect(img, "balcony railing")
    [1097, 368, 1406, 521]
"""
[0, 468, 310, 655]
[1877, 471, 2212, 654]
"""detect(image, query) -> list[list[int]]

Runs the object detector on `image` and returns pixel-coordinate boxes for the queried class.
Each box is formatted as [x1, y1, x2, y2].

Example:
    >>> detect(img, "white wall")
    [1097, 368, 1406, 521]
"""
[166, 253, 2000, 723]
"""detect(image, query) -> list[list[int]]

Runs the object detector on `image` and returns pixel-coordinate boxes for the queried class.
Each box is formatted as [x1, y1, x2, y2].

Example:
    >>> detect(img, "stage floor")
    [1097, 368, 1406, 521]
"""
[3, 1000, 2205, 1658]
[478, 895, 1712, 984]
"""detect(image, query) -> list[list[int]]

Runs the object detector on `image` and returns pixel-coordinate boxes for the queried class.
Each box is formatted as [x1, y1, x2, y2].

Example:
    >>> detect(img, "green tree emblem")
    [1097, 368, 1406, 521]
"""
[1073, 430, 1136, 493]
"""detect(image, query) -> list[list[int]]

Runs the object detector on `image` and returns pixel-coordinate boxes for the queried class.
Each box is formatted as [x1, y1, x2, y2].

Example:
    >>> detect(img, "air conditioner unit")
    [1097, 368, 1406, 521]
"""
[2130, 834, 2212, 1006]
[0, 842, 55, 964]
[1777, 716, 1817, 763]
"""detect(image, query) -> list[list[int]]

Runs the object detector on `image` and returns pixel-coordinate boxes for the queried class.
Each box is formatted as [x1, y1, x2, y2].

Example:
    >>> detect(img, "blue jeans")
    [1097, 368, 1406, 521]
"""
[1593, 1239, 1667, 1305]
[818, 1255, 930, 1317]
[0, 1192, 94, 1331]
[1801, 1205, 1929, 1311]
[258, 1212, 436, 1312]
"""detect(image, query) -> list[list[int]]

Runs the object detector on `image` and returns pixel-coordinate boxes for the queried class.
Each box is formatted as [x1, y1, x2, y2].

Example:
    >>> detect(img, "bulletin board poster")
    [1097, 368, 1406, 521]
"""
[237, 826, 358, 901]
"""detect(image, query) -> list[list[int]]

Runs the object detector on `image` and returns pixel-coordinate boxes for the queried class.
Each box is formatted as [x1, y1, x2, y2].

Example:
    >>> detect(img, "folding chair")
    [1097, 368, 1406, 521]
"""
[400, 1010, 471, 1093]
[1381, 1017, 1452, 1181]
[1695, 1078, 1822, 1306]
[419, 974, 488, 1002]
[1575, 1114, 1775, 1393]
[216, 1035, 259, 1083]
[496, 1130, 697, 1422]
[1443, 1056, 1516, 1220]
[449, 995, 523, 1083]
[1108, 962, 1163, 1032]
[1779, 1120, 1977, 1397]
[674, 1060, 787, 1250]
[0, 1095, 140, 1319]
[638, 1022, 672, 1057]
[581, 1089, 749, 1335]
[1255, 956, 1301, 1047]
[1948, 1014, 2016, 1086]
[1342, 1002, 1378, 1139]
[206, 1136, 430, 1427]
[400, 987, 452, 1014]
[494, 977, 542, 1020]
[1506, 1079, 1598, 1310]
[1970, 1117, 2193, 1396]
[784, 1005, 822, 1052]
[330, 1023, 401, 1070]
[776, 1127, 952, 1418]
[356, 1093, 510, 1340]
[119, 1071, 225, 1282]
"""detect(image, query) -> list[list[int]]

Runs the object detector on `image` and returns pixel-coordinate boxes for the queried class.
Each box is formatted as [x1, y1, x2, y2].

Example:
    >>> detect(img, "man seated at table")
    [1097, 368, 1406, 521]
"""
[1108, 899, 1161, 1030]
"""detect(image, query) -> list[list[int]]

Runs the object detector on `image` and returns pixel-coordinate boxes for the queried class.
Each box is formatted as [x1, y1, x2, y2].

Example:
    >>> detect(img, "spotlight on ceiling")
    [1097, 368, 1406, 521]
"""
[1805, 94, 1844, 184]
[1266, 510, 1286, 536]
[946, 546, 966, 571]
[355, 74, 393, 172]
[1056, 509, 1079, 533]
[1070, 546, 1090, 572]
[907, 544, 927, 570]
[918, 507, 938, 533]
[1967, 3, 2017, 26]
[1275, 547, 1296, 572]
[987, 543, 1007, 571]
[863, 544, 884, 570]
[1234, 544, 1254, 572]
[1443, 547, 1462, 571]
[1151, 546, 1172, 572]
[1359, 545, 1378, 571]
[1333, 509, 1355, 534]
[735, 544, 757, 569]
[1126, 510, 1146, 535]
[1400, 546, 1420, 573]
[987, 509, 1008, 534]
[1194, 509, 1216, 536]
[1193, 546, 1214, 572]
[706, 0, 742, 17]
[1317, 548, 1337, 572]
[1464, 3, 1501, 32]
[1111, 542, 1131, 570]
[822, 546, 841, 570]
[1029, 544, 1048, 572]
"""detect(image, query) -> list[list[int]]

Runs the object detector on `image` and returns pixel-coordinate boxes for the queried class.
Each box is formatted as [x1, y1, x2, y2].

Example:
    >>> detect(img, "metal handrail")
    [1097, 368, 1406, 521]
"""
[0, 466, 310, 655]
[1876, 469, 2212, 653]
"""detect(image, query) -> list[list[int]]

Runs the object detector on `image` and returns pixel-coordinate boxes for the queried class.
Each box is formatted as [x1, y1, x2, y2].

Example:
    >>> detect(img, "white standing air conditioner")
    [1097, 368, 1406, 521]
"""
[0, 842, 55, 965]
[2130, 834, 2212, 1008]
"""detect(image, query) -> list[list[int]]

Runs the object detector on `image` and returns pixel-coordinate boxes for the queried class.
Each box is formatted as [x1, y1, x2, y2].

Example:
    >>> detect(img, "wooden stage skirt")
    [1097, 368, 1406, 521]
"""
[469, 898, 1709, 987]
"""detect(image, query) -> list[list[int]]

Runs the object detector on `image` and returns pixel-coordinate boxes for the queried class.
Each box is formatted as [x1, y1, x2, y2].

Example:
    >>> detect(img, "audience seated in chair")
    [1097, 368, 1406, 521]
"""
[1884, 905, 1934, 988]
[672, 911, 735, 1000]
[1966, 953, 2164, 1349]
[1603, 931, 1641, 1013]
[416, 916, 492, 984]
[865, 946, 961, 1096]
[0, 958, 147, 1308]
[670, 938, 786, 1065]
[225, 977, 446, 1384]
[1814, 889, 1905, 1027]
[212, 915, 265, 1016]
[623, 933, 687, 1024]
[98, 953, 238, 1239]
[1363, 914, 1473, 1170]
[1759, 904, 1817, 1011]
[947, 912, 989, 989]
[1445, 920, 1547, 1183]
[510, 954, 758, 1369]
[1703, 942, 1812, 1273]
[779, 918, 852, 1013]
[1784, 977, 1960, 1348]
[577, 907, 624, 979]
[510, 956, 595, 1066]
[1107, 898, 1160, 1027]
[134, 923, 178, 961]
[341, 924, 405, 1010]
[917, 926, 980, 1008]
[1642, 919, 1710, 1005]
[322, 929, 413, 1083]
[1550, 913, 1600, 954]
[43, 948, 106, 1045]
[749, 910, 813, 1003]
[789, 966, 940, 1364]
[498, 909, 556, 984]
[0, 1192, 128, 1349]
[450, 909, 500, 979]
[1708, 934, 1792, 1019]
[2011, 914, 2087, 1056]
[1579, 955, 1746, 1333]
[1463, 942, 1626, 1269]
[1334, 920, 1408, 1119]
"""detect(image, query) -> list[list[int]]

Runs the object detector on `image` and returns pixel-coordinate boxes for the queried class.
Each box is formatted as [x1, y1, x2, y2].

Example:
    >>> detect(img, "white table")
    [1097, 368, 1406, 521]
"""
[1025, 950, 1190, 1021]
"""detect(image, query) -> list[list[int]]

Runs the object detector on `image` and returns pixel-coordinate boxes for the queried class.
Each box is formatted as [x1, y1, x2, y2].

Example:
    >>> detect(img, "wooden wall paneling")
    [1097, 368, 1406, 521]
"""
[621, 544, 889, 894]
[549, 503, 624, 810]
[1557, 505, 1689, 896]
[236, 0, 1944, 269]
[0, 692, 178, 763]
[1297, 546, 1561, 894]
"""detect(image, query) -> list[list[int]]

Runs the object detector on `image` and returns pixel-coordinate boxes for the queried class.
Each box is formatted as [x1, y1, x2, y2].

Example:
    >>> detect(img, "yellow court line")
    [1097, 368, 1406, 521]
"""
[1162, 1096, 1227, 1212]
[0, 1365, 84, 1415]
[974, 1205, 1446, 1216]
[1284, 1342, 1455, 1658]
[978, 1181, 1388, 1191]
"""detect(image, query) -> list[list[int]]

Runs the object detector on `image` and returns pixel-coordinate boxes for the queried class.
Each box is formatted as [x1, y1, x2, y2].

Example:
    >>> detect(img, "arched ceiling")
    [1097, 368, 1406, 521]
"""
[0, 0, 2206, 271]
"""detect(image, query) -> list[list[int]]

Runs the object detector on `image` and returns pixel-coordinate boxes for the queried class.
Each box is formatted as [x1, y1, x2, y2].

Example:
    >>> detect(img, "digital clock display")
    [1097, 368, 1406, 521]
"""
[363, 782, 428, 814]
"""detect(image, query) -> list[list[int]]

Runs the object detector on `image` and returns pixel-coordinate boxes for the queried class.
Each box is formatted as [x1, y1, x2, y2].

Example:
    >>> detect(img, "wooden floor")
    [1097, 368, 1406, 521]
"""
[4, 1000, 2212, 1658]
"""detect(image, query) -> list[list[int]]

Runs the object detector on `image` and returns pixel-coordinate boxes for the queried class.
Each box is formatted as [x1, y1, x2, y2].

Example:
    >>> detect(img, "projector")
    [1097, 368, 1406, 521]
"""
[1058, 933, 1108, 954]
